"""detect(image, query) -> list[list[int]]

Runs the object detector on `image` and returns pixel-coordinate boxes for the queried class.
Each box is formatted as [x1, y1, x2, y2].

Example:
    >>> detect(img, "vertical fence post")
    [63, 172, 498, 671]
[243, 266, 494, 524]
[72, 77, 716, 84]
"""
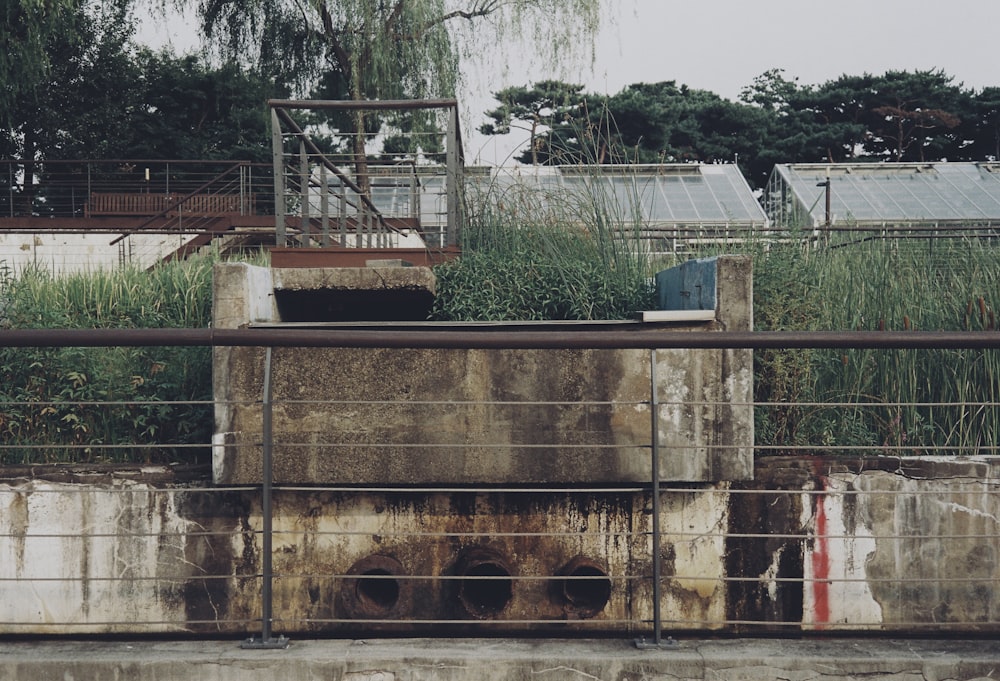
[635, 348, 676, 649]
[242, 347, 289, 649]
[271, 108, 287, 247]
[445, 104, 460, 247]
[320, 163, 330, 247]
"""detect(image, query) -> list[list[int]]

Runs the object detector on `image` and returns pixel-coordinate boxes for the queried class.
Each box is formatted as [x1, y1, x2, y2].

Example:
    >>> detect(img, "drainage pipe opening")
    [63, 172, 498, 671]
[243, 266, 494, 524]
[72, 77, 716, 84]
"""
[341, 554, 409, 619]
[555, 556, 612, 618]
[454, 546, 514, 619]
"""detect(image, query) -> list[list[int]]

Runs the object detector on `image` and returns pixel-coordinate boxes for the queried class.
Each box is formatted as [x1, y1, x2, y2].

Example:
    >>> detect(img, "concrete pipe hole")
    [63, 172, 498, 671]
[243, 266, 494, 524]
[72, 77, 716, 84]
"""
[454, 546, 514, 619]
[342, 554, 409, 619]
[356, 568, 400, 613]
[556, 556, 612, 618]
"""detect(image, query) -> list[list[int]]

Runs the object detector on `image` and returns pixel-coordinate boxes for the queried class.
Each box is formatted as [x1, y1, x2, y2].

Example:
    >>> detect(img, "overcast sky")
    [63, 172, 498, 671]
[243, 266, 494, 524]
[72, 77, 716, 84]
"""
[469, 0, 1000, 163]
[139, 0, 1000, 165]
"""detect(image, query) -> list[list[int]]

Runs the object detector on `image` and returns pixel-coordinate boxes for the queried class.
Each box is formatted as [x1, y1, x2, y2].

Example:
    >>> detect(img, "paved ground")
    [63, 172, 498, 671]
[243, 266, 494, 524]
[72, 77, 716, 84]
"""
[0, 637, 998, 680]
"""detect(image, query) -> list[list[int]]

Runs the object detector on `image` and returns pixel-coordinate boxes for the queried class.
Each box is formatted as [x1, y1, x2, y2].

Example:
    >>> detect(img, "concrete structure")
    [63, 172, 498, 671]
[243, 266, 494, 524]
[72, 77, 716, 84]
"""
[2, 637, 999, 681]
[211, 255, 755, 485]
[728, 456, 1000, 631]
[2, 253, 997, 645]
[1, 456, 997, 636]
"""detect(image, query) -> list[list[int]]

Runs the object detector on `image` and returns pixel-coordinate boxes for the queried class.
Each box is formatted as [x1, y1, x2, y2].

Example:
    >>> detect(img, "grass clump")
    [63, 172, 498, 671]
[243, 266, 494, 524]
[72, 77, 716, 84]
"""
[747, 235, 1000, 455]
[0, 257, 216, 465]
[431, 171, 656, 321]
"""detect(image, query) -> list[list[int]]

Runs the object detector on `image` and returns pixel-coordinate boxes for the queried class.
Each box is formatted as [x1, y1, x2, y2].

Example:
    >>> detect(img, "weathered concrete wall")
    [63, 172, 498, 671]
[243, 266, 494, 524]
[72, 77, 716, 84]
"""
[0, 476, 223, 633]
[211, 256, 754, 485]
[0, 472, 727, 635]
[1, 457, 996, 636]
[727, 456, 1000, 632]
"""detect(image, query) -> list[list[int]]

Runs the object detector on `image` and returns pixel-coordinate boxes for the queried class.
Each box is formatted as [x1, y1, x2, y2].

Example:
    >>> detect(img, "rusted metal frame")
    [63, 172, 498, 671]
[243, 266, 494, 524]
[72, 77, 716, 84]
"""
[271, 109, 287, 247]
[338, 181, 348, 247]
[270, 99, 463, 247]
[241, 347, 289, 650]
[409, 165, 422, 244]
[445, 105, 464, 247]
[298, 139, 311, 246]
[4, 328, 1000, 350]
[270, 107, 395, 238]
[319, 164, 330, 247]
[108, 162, 248, 246]
[268, 99, 458, 112]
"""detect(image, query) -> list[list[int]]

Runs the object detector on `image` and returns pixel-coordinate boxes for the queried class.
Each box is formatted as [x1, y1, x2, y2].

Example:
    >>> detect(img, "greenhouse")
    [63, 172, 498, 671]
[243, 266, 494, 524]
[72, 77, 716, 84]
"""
[386, 163, 767, 254]
[457, 163, 768, 256]
[763, 162, 1000, 234]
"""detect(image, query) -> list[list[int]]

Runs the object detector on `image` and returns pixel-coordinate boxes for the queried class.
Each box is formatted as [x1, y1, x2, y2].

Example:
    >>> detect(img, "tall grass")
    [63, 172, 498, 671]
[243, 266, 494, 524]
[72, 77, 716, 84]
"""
[0, 256, 218, 465]
[746, 235, 1000, 455]
[431, 169, 656, 321]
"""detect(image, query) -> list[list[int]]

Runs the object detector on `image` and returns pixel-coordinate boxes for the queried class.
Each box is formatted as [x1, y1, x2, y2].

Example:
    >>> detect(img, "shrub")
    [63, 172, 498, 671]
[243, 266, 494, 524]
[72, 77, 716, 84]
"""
[0, 258, 215, 465]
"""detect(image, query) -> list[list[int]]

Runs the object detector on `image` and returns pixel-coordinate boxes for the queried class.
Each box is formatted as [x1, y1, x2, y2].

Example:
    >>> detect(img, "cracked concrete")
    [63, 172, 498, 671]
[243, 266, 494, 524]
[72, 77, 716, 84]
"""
[0, 638, 997, 681]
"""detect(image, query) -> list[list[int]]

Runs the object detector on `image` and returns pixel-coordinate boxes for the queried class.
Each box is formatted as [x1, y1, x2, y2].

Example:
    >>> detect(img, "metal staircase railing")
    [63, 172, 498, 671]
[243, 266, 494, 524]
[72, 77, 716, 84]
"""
[267, 99, 465, 250]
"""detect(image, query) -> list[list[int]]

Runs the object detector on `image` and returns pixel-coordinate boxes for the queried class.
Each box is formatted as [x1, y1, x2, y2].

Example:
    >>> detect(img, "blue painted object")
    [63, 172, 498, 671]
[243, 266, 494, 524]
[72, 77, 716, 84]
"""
[655, 257, 718, 312]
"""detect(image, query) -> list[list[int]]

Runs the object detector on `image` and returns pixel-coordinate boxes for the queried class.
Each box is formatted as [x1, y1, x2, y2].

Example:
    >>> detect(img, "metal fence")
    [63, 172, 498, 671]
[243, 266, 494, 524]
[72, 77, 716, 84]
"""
[0, 328, 998, 645]
[268, 99, 465, 251]
[0, 159, 272, 219]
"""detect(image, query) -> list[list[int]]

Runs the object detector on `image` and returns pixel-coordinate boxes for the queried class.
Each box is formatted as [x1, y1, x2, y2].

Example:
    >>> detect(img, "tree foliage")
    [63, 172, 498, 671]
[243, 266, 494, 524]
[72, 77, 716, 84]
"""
[185, 0, 600, 185]
[191, 0, 600, 99]
[484, 69, 1000, 189]
[0, 0, 83, 128]
[1, 1, 286, 164]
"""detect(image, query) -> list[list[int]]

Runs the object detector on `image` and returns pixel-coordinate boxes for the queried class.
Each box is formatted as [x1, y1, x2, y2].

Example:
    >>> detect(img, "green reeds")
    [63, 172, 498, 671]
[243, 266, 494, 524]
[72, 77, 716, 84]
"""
[748, 234, 1000, 456]
[0, 256, 217, 465]
[432, 167, 656, 321]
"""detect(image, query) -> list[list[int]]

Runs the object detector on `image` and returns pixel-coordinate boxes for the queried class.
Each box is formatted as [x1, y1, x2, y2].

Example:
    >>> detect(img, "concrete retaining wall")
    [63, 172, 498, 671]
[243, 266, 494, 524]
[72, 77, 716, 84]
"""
[1, 456, 996, 636]
[211, 256, 755, 485]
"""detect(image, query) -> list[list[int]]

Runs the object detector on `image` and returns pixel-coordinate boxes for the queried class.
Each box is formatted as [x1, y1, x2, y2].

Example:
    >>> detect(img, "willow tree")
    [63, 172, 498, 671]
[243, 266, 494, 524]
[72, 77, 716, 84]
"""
[185, 0, 601, 190]
[1, 0, 78, 129]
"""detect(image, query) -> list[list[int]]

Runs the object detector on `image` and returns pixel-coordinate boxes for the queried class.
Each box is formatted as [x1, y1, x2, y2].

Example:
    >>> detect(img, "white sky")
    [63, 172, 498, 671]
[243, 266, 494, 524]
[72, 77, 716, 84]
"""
[138, 0, 1000, 165]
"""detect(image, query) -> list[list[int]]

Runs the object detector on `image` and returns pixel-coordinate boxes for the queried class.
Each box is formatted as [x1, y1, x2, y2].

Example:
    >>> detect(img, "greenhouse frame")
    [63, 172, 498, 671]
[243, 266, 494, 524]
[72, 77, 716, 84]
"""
[763, 162, 1000, 236]
[459, 163, 768, 256]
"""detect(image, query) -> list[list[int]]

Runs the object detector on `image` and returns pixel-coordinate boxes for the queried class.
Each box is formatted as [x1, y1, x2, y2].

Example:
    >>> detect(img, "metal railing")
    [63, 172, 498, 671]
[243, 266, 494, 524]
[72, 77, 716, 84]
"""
[0, 159, 271, 220]
[0, 328, 998, 644]
[0, 160, 277, 269]
[268, 99, 465, 250]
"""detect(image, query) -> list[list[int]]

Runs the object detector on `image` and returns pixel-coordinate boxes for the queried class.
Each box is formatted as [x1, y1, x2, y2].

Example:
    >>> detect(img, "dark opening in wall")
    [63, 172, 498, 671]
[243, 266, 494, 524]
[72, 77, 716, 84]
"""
[453, 546, 514, 619]
[341, 554, 410, 619]
[274, 289, 435, 322]
[554, 555, 612, 618]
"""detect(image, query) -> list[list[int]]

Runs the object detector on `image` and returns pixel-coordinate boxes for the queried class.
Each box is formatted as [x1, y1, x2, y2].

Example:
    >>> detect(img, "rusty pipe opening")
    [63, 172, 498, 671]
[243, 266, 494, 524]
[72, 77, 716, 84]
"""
[554, 555, 612, 618]
[453, 546, 514, 619]
[341, 554, 409, 619]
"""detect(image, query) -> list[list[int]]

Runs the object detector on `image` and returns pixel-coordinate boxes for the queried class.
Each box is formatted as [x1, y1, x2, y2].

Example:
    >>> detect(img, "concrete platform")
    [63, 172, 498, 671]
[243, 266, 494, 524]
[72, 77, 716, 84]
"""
[1, 637, 998, 680]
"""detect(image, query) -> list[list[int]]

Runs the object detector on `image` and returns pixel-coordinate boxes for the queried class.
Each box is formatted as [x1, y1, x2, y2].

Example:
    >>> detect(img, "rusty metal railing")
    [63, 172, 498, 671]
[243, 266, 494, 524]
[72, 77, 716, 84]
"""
[268, 99, 465, 250]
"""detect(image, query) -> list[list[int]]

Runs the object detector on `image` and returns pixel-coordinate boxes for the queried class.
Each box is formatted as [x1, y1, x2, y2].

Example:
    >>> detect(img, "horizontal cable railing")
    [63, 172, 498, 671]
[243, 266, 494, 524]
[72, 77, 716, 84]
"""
[0, 329, 997, 643]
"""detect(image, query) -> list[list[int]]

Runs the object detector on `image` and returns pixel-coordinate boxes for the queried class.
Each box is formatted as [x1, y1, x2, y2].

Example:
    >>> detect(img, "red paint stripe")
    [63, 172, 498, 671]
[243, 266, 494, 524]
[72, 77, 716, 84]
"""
[811, 482, 830, 629]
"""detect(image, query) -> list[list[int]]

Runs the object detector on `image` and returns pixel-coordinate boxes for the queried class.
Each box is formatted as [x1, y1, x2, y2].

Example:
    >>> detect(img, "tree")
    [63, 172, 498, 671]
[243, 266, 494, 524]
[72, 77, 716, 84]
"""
[123, 51, 287, 162]
[1, 0, 138, 214]
[0, 0, 287, 217]
[963, 87, 1000, 161]
[483, 80, 772, 185]
[480, 81, 591, 165]
[0, 0, 80, 128]
[186, 0, 601, 190]
[862, 70, 967, 161]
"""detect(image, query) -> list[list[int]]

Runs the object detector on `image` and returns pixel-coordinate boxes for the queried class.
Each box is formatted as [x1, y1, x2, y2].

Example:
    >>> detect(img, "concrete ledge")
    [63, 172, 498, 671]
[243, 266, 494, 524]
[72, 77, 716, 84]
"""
[1, 638, 997, 681]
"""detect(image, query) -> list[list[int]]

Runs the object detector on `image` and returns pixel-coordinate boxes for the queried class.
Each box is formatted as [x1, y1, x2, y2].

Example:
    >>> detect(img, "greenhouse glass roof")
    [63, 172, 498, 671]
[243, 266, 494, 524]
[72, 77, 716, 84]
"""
[468, 164, 768, 227]
[768, 162, 1000, 227]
